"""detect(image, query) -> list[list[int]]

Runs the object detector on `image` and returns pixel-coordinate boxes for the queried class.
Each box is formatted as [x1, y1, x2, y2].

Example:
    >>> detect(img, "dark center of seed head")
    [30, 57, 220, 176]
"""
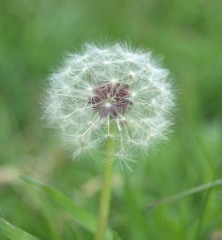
[89, 82, 132, 118]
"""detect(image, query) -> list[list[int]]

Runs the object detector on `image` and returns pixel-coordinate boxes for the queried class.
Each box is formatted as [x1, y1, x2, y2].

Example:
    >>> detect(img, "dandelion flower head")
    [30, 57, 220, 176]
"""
[44, 43, 174, 168]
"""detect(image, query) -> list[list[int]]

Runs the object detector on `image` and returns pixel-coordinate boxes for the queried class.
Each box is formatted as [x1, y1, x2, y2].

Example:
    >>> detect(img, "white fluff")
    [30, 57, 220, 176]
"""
[43, 43, 175, 169]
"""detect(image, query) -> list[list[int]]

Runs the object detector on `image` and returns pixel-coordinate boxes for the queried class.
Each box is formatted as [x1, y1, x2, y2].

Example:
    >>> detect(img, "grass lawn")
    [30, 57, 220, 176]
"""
[0, 1, 222, 239]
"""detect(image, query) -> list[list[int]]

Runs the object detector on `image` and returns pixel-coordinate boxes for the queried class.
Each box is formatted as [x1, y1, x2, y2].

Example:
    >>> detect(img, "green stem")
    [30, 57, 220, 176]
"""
[147, 178, 222, 209]
[95, 125, 115, 240]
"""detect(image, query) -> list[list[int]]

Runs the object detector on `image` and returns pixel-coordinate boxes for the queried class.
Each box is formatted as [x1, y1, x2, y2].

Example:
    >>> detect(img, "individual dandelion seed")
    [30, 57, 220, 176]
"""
[43, 43, 174, 168]
[43, 43, 175, 240]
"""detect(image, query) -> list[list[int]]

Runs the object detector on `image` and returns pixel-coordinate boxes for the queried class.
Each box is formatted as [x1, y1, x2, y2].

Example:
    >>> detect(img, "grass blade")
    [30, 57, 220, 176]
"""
[148, 178, 222, 209]
[22, 176, 115, 240]
[0, 218, 40, 240]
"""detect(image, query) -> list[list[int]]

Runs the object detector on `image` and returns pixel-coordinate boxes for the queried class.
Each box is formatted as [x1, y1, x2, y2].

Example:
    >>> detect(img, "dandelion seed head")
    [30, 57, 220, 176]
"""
[43, 43, 175, 169]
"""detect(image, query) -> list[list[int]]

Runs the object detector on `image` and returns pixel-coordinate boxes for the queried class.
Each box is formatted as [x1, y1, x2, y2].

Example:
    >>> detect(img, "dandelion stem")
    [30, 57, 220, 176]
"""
[95, 124, 115, 240]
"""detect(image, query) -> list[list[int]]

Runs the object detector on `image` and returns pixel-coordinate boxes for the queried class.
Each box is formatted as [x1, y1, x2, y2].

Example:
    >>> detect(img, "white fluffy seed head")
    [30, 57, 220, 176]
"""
[43, 43, 175, 169]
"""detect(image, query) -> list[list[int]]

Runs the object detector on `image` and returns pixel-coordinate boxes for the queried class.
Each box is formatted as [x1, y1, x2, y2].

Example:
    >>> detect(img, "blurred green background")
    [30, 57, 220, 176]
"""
[0, 0, 222, 239]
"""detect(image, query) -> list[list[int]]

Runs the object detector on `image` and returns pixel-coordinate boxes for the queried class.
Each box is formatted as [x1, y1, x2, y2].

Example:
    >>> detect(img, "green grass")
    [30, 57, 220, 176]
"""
[0, 0, 222, 239]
